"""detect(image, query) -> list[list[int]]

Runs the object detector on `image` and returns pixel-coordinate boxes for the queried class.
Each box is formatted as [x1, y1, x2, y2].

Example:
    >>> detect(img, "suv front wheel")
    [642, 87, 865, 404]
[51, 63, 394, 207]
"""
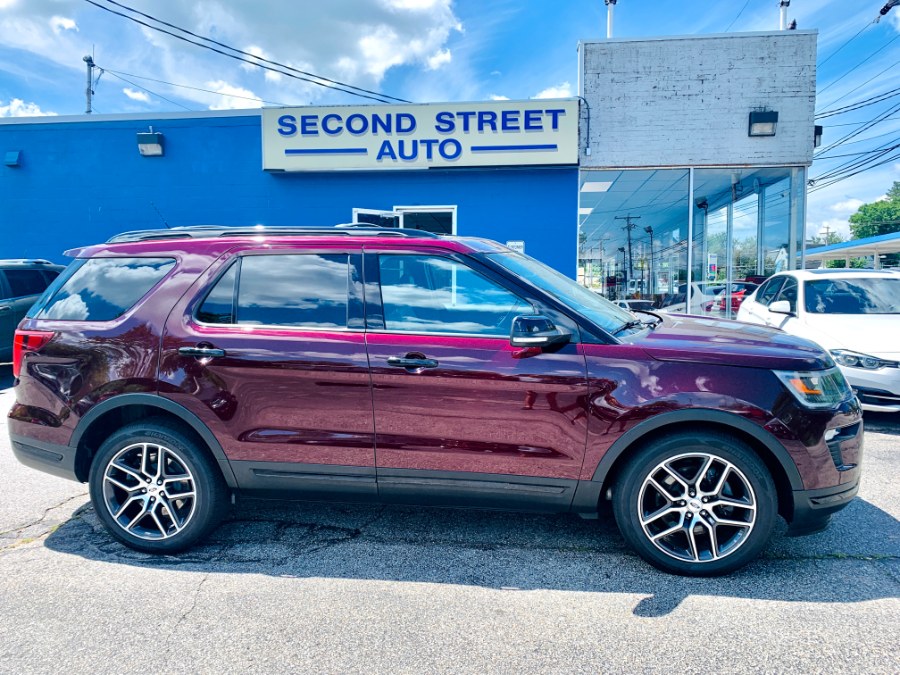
[613, 431, 777, 576]
[88, 420, 229, 553]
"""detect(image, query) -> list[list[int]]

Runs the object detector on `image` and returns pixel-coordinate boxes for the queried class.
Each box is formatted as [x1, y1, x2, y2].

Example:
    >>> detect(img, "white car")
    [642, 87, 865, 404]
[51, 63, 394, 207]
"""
[659, 282, 725, 314]
[736, 269, 900, 413]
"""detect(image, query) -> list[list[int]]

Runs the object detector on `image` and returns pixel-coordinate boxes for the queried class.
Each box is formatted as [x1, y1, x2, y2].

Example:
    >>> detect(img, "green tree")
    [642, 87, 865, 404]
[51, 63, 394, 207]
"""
[848, 181, 900, 239]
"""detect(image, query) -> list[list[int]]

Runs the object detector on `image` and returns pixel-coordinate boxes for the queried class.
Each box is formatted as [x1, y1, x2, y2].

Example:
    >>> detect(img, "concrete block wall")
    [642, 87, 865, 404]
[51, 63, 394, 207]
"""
[580, 31, 817, 168]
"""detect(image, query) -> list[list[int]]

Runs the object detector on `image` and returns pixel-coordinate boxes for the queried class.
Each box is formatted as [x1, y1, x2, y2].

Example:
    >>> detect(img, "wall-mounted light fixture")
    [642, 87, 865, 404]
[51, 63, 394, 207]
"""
[814, 124, 823, 148]
[748, 111, 778, 137]
[137, 127, 164, 156]
[4, 150, 21, 167]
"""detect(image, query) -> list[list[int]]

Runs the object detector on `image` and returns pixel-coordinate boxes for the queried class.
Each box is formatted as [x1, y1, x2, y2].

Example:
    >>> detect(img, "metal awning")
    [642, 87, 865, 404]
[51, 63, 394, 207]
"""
[806, 231, 900, 269]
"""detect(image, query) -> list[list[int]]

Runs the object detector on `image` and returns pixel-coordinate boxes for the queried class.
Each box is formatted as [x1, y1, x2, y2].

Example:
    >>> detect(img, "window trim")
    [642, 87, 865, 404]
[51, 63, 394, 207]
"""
[191, 250, 363, 333]
[373, 251, 534, 338]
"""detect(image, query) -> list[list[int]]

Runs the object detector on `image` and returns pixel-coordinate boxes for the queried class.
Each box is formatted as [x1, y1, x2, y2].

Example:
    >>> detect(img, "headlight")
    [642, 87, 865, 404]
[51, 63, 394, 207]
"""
[774, 367, 852, 409]
[831, 349, 896, 370]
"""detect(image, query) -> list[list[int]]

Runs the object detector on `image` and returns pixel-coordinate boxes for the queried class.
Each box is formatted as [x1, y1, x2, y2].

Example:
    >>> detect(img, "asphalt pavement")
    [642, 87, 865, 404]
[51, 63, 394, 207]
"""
[0, 364, 897, 674]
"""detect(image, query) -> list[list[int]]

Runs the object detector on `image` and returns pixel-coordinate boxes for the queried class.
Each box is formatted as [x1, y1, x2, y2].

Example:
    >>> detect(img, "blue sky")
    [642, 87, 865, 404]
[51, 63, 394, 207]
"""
[1, 0, 898, 239]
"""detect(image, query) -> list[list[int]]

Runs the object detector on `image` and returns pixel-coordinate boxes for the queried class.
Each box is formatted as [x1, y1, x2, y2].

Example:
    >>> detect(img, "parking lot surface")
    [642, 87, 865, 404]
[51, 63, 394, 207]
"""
[0, 365, 898, 674]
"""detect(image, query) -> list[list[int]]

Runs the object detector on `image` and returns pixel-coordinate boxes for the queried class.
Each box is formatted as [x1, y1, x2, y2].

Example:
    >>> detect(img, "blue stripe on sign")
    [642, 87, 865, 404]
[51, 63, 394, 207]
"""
[285, 148, 368, 155]
[470, 144, 558, 152]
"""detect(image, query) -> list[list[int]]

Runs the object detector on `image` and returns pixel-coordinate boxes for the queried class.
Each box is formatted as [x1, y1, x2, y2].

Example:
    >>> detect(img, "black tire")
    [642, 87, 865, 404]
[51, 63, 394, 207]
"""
[88, 419, 229, 553]
[612, 431, 777, 576]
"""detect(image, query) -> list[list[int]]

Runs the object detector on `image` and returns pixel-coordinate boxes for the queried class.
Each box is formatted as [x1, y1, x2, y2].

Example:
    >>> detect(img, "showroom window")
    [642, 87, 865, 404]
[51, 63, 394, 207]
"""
[578, 166, 806, 320]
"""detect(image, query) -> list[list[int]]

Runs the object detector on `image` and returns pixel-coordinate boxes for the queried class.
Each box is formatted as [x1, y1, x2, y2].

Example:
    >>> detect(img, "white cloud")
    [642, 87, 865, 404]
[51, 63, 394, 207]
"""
[533, 81, 573, 99]
[489, 94, 509, 100]
[426, 48, 451, 70]
[0, 0, 464, 110]
[49, 15, 77, 34]
[814, 217, 851, 239]
[0, 98, 56, 117]
[829, 198, 863, 214]
[205, 80, 263, 110]
[122, 88, 150, 103]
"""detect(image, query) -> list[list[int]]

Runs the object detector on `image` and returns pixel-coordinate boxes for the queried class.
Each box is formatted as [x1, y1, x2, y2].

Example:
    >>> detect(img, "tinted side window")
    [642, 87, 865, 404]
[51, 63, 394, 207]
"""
[236, 254, 349, 328]
[378, 254, 531, 335]
[197, 263, 238, 324]
[757, 277, 785, 306]
[3, 269, 48, 297]
[776, 277, 798, 311]
[32, 258, 175, 321]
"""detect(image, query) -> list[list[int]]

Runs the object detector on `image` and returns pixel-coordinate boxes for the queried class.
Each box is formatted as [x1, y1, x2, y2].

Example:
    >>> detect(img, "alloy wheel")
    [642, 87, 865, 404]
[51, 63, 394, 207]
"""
[637, 451, 757, 563]
[101, 442, 197, 541]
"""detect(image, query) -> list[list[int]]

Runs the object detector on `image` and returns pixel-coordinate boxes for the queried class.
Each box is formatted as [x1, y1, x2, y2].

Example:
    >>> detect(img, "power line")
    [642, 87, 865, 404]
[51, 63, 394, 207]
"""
[823, 112, 900, 127]
[812, 141, 899, 160]
[816, 86, 900, 118]
[82, 0, 406, 104]
[724, 0, 752, 32]
[98, 0, 410, 104]
[809, 150, 900, 192]
[816, 33, 899, 97]
[817, 52, 899, 112]
[814, 126, 900, 153]
[814, 133, 900, 178]
[814, 101, 900, 156]
[101, 67, 296, 107]
[817, 21, 872, 68]
[105, 70, 194, 111]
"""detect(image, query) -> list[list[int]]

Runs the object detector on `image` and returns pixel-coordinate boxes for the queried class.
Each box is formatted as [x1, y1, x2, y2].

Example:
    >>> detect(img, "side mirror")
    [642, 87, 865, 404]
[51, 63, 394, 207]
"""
[769, 300, 794, 316]
[510, 315, 571, 349]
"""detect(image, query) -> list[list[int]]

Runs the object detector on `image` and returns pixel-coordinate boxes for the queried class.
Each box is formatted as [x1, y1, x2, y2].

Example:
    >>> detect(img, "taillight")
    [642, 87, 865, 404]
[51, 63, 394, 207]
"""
[12, 330, 54, 378]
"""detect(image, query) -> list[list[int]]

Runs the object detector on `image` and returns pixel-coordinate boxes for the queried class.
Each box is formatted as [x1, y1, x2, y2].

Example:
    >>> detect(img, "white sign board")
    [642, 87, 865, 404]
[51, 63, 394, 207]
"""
[506, 240, 526, 254]
[262, 100, 579, 171]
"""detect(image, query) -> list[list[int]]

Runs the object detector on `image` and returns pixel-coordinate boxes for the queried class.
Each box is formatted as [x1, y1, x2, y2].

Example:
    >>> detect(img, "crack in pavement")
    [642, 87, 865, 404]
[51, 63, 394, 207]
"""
[0, 492, 89, 550]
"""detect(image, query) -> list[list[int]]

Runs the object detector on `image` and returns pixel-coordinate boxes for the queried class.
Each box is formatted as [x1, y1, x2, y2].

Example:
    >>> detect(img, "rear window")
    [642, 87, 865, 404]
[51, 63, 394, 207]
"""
[3, 269, 49, 298]
[30, 257, 175, 321]
[805, 277, 900, 315]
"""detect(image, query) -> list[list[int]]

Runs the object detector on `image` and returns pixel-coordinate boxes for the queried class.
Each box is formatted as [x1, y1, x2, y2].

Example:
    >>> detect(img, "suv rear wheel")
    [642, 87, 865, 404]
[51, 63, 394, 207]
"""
[88, 420, 229, 553]
[612, 431, 776, 576]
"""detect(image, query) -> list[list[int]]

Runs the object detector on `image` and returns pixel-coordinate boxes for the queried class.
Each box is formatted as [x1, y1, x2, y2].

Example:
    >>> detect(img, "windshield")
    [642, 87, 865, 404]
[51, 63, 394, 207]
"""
[805, 277, 900, 315]
[488, 251, 635, 333]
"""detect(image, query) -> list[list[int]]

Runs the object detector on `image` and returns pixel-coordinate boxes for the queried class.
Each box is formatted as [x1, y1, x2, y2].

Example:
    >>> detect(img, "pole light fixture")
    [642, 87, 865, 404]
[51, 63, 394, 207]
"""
[748, 111, 778, 137]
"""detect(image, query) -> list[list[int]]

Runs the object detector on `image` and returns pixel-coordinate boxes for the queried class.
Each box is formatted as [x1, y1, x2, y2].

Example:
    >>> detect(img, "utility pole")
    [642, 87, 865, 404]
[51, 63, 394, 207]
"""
[615, 214, 640, 290]
[617, 246, 627, 298]
[644, 225, 654, 296]
[83, 55, 95, 114]
[779, 1, 790, 31]
[605, 0, 617, 39]
[821, 224, 834, 244]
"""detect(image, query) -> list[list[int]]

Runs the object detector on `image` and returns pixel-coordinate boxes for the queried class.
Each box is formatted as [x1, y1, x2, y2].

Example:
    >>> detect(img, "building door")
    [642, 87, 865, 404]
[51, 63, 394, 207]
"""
[352, 206, 457, 235]
[352, 209, 402, 228]
[365, 249, 588, 510]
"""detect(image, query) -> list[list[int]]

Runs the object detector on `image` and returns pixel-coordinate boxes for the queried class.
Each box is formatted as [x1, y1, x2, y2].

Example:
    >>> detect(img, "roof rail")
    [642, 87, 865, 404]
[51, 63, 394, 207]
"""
[0, 258, 54, 265]
[106, 224, 441, 243]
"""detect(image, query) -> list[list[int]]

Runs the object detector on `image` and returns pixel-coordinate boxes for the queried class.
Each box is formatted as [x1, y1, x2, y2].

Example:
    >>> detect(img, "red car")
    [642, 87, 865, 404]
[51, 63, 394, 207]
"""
[9, 226, 862, 576]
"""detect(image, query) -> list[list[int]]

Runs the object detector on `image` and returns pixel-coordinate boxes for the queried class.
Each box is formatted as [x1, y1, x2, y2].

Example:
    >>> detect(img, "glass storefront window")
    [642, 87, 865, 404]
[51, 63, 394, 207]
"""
[579, 166, 806, 321]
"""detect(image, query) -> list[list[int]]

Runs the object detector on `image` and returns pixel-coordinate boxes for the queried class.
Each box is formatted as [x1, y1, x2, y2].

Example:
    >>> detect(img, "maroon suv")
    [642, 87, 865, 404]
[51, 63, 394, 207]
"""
[8, 226, 863, 575]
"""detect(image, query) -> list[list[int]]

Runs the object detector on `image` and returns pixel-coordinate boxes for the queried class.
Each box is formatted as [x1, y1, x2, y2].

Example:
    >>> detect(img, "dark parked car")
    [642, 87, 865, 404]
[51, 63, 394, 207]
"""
[9, 226, 863, 575]
[0, 259, 63, 362]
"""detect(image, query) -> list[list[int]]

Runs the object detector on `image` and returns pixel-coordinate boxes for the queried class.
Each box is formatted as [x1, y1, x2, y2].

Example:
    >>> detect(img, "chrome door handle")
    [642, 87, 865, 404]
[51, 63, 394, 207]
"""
[179, 346, 226, 358]
[387, 356, 438, 369]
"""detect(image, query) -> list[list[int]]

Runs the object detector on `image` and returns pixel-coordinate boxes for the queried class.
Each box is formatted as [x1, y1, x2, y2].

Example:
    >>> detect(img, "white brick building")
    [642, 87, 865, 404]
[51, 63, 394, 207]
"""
[577, 31, 816, 314]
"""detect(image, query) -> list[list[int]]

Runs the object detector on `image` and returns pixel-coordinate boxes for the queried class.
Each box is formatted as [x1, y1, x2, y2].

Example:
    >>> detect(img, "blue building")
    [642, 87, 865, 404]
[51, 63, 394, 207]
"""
[0, 102, 579, 275]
